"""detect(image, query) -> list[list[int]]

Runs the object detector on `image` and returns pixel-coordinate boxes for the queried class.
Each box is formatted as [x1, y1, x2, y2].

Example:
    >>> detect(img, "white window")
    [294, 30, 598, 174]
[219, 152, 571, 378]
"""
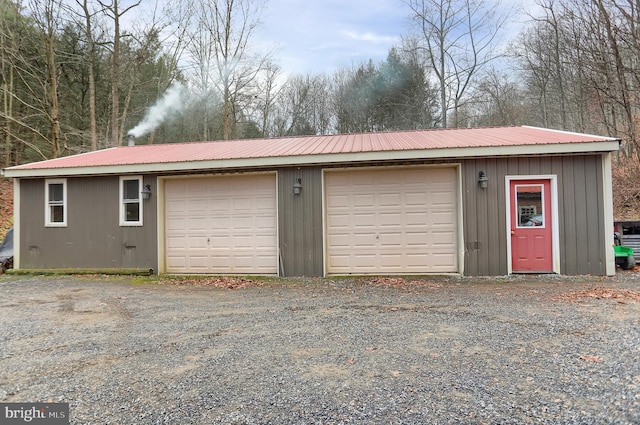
[45, 179, 67, 227]
[120, 176, 143, 226]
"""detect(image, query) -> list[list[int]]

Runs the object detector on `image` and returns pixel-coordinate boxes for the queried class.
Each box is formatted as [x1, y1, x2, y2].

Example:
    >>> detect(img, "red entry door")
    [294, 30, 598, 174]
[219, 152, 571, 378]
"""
[510, 179, 553, 272]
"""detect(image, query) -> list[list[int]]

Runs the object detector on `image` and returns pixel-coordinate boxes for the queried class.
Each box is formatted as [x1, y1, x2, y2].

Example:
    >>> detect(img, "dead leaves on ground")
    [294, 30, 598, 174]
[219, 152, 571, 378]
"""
[366, 277, 443, 288]
[579, 355, 604, 363]
[554, 287, 640, 303]
[0, 179, 13, 237]
[160, 276, 264, 289]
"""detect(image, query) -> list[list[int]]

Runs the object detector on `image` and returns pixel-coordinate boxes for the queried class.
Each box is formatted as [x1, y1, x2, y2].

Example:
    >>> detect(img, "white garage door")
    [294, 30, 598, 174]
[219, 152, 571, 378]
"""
[325, 167, 458, 274]
[164, 174, 277, 274]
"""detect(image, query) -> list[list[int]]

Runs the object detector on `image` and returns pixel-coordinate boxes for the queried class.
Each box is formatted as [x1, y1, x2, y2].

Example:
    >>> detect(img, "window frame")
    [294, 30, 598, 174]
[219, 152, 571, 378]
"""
[119, 176, 143, 226]
[45, 178, 67, 227]
[515, 183, 545, 228]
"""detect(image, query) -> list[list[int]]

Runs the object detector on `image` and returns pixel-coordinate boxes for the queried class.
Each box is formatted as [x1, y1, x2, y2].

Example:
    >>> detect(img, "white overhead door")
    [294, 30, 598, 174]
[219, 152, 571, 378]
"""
[165, 174, 277, 274]
[325, 167, 458, 274]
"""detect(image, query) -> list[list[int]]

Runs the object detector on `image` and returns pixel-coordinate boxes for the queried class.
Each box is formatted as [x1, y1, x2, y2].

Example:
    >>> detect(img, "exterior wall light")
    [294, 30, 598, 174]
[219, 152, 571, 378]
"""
[478, 171, 489, 189]
[141, 184, 152, 200]
[293, 178, 302, 195]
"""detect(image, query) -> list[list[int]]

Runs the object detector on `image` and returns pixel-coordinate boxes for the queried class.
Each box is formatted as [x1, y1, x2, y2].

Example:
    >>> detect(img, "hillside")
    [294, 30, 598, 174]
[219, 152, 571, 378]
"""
[0, 179, 13, 239]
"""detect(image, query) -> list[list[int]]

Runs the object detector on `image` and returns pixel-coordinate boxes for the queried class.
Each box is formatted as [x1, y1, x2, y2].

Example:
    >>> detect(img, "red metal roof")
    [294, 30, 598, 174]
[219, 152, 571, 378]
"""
[5, 126, 619, 172]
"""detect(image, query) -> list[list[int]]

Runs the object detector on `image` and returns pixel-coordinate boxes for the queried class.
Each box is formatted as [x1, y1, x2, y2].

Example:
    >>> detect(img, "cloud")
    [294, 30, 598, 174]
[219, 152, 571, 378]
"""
[340, 30, 400, 45]
[256, 0, 406, 75]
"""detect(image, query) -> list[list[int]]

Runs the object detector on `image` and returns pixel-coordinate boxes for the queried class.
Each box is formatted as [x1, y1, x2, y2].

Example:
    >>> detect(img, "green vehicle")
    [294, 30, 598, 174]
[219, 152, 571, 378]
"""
[614, 233, 636, 270]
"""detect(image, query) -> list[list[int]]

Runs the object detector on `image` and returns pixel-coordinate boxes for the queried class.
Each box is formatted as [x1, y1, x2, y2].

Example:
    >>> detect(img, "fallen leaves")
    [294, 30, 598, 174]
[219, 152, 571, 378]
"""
[159, 276, 264, 289]
[554, 287, 640, 303]
[366, 277, 443, 288]
[0, 179, 13, 238]
[579, 355, 604, 363]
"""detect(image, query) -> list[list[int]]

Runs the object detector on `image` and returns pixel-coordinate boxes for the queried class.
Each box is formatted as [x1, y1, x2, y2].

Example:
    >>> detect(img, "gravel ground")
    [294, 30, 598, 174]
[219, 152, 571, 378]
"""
[1, 273, 639, 424]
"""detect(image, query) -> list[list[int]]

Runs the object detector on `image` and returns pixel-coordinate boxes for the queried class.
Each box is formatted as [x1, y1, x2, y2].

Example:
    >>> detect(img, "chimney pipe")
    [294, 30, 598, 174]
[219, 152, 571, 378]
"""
[127, 133, 135, 146]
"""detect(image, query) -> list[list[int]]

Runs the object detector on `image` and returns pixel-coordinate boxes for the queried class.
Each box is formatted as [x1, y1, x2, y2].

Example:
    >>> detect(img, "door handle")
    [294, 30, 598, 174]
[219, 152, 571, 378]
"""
[510, 230, 515, 235]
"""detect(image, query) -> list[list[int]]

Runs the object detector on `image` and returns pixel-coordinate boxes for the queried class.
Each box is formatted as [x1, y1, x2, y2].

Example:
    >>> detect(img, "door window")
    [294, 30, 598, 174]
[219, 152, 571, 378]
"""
[515, 184, 544, 228]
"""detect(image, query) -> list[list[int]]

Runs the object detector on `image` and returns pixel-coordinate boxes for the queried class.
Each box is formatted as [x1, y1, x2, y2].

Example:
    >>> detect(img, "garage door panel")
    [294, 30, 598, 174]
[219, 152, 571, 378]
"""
[188, 217, 208, 231]
[353, 194, 375, 207]
[188, 256, 209, 268]
[328, 233, 351, 247]
[327, 213, 351, 228]
[165, 174, 277, 274]
[379, 193, 402, 206]
[166, 256, 186, 268]
[406, 212, 429, 226]
[255, 217, 277, 229]
[353, 213, 376, 226]
[353, 234, 377, 247]
[325, 167, 458, 274]
[405, 193, 428, 205]
[405, 232, 429, 245]
[379, 232, 403, 247]
[431, 211, 456, 225]
[379, 212, 403, 227]
[209, 200, 230, 212]
[432, 230, 456, 244]
[327, 194, 351, 208]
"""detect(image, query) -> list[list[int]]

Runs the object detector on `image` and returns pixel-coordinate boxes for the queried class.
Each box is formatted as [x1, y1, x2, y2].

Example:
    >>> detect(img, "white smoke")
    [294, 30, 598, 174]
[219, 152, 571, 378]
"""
[127, 83, 187, 138]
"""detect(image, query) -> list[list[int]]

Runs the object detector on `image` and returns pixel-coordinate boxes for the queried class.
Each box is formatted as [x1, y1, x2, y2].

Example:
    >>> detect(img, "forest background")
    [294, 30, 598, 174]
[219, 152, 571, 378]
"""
[1, 0, 640, 227]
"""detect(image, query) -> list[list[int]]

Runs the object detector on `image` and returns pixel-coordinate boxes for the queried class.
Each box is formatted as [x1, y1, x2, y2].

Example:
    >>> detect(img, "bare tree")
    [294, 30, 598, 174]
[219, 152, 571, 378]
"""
[0, 0, 52, 163]
[29, 0, 64, 158]
[592, 0, 638, 149]
[404, 0, 509, 127]
[99, 0, 140, 147]
[0, 0, 19, 165]
[75, 0, 104, 151]
[270, 74, 326, 136]
[471, 67, 528, 126]
[254, 60, 282, 137]
[179, 0, 269, 140]
[514, 0, 640, 152]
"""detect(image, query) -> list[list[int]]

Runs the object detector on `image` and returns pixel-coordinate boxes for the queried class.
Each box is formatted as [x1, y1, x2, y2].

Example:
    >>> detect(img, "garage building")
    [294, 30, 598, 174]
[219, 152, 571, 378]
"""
[1, 126, 620, 276]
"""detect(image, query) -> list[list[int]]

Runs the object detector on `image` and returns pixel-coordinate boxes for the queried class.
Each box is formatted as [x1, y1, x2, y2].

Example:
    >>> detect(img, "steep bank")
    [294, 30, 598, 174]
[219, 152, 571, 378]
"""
[0, 179, 13, 238]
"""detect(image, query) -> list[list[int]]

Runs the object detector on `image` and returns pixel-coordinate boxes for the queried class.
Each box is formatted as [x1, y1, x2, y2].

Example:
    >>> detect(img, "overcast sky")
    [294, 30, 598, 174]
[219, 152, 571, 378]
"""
[129, 0, 539, 77]
[255, 0, 407, 75]
[253, 0, 537, 76]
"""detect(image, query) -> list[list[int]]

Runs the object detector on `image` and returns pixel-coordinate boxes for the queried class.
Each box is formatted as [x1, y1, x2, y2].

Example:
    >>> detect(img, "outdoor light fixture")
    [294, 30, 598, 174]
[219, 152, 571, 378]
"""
[293, 178, 302, 195]
[478, 171, 489, 189]
[141, 184, 152, 200]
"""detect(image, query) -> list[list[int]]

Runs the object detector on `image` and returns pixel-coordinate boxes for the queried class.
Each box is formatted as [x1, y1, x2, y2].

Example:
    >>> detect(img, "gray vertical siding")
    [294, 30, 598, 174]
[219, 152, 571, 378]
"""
[15, 153, 608, 277]
[277, 167, 324, 276]
[19, 176, 158, 271]
[462, 155, 606, 276]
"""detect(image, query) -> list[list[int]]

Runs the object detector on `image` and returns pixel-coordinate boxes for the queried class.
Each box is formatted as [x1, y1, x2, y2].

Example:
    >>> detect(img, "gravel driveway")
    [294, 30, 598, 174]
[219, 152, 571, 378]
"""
[1, 273, 639, 424]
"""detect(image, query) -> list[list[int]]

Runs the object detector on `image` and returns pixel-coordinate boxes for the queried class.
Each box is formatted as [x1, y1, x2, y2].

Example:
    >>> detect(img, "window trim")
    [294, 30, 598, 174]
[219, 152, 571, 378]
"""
[515, 183, 545, 229]
[45, 178, 67, 227]
[119, 175, 143, 226]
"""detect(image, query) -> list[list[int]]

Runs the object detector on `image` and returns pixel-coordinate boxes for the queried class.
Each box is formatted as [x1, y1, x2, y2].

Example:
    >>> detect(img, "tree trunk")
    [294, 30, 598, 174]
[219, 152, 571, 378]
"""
[596, 0, 637, 146]
[1, 16, 14, 167]
[111, 0, 120, 147]
[81, 0, 98, 151]
[44, 6, 61, 158]
[2, 60, 14, 167]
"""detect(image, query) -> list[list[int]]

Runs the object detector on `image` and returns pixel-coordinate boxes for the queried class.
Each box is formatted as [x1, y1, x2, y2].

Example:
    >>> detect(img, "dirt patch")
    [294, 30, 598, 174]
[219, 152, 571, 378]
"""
[0, 179, 12, 238]
[553, 286, 640, 303]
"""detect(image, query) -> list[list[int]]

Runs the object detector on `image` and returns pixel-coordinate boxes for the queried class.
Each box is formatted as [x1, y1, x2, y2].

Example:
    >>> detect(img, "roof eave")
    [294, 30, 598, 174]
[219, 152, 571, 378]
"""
[2, 140, 620, 178]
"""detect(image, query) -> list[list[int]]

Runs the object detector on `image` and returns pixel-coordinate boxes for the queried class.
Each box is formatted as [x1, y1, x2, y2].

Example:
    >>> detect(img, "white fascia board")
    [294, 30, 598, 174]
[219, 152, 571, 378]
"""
[521, 126, 621, 142]
[2, 140, 620, 178]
